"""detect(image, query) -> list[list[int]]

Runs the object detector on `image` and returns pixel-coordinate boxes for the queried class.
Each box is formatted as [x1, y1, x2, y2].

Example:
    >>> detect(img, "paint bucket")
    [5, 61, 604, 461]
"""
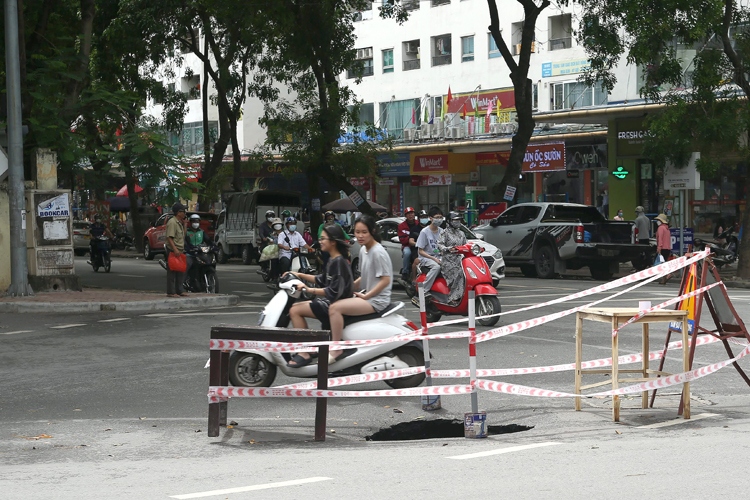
[464, 411, 487, 439]
[421, 395, 442, 411]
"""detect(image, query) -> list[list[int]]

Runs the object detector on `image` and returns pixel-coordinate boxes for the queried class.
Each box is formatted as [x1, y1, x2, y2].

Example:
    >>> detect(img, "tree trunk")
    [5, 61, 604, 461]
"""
[737, 206, 750, 279]
[501, 76, 535, 200]
[307, 170, 321, 239]
[122, 157, 145, 253]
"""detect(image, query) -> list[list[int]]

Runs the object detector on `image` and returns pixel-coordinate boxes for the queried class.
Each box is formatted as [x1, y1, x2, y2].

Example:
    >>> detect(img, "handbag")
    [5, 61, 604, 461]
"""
[168, 252, 187, 272]
[653, 253, 665, 266]
[259, 244, 279, 262]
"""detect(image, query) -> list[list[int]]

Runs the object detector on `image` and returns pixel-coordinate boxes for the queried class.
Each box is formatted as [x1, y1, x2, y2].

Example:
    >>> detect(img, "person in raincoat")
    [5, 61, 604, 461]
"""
[437, 211, 467, 305]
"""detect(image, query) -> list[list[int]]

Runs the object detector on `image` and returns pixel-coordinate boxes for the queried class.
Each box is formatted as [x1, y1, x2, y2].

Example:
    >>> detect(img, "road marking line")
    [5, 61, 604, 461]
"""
[50, 324, 87, 329]
[0, 330, 34, 335]
[446, 441, 561, 460]
[230, 281, 258, 284]
[142, 310, 261, 318]
[170, 477, 333, 499]
[637, 412, 720, 429]
[118, 274, 146, 278]
[98, 318, 130, 323]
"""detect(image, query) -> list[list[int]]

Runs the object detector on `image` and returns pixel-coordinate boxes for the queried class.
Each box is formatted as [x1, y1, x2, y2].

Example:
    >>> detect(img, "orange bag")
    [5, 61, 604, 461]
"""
[168, 252, 187, 272]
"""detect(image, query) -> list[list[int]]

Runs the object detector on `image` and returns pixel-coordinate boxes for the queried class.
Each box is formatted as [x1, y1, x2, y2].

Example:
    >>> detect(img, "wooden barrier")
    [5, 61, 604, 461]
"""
[208, 325, 331, 441]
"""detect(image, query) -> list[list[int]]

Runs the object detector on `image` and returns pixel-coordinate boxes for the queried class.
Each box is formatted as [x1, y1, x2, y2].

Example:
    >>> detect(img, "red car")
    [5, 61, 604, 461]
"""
[142, 211, 217, 260]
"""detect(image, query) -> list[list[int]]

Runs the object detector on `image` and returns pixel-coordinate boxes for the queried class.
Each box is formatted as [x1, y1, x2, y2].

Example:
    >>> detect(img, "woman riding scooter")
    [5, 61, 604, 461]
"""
[285, 225, 353, 367]
[437, 211, 468, 305]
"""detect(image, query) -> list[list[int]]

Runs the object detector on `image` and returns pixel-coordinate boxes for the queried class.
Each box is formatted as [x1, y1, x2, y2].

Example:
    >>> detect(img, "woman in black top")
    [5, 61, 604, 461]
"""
[286, 224, 353, 367]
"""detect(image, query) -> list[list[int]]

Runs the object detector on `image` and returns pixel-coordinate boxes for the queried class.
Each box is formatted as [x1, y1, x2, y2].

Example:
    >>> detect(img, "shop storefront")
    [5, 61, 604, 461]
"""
[406, 152, 475, 214]
[374, 152, 411, 215]
[564, 143, 608, 207]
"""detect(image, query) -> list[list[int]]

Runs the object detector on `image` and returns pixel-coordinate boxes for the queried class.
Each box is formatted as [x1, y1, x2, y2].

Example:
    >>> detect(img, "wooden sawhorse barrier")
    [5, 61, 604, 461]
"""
[208, 325, 332, 441]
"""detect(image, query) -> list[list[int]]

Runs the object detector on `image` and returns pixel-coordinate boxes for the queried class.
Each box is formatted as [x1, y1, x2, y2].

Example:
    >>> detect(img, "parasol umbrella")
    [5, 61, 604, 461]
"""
[116, 184, 144, 197]
[321, 198, 387, 213]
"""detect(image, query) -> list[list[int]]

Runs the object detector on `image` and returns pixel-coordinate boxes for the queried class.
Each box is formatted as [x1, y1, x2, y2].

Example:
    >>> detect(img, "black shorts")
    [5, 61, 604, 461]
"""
[309, 298, 331, 329]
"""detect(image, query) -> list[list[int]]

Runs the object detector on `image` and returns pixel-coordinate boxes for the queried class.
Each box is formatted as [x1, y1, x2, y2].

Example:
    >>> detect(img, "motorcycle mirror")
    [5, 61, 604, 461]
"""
[390, 236, 400, 244]
[489, 219, 499, 227]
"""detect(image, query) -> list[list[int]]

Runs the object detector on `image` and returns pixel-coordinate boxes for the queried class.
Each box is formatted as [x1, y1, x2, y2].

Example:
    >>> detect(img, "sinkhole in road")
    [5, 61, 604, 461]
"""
[365, 419, 533, 441]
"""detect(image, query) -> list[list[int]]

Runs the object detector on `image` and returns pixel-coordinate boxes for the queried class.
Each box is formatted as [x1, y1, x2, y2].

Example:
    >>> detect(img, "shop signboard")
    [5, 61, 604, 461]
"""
[541, 59, 590, 78]
[664, 153, 701, 190]
[616, 119, 651, 156]
[411, 174, 452, 186]
[478, 202, 508, 223]
[378, 179, 396, 186]
[349, 176, 371, 190]
[521, 142, 566, 173]
[503, 185, 517, 201]
[444, 87, 516, 117]
[376, 152, 411, 177]
[565, 144, 607, 169]
[411, 153, 449, 175]
[475, 151, 510, 166]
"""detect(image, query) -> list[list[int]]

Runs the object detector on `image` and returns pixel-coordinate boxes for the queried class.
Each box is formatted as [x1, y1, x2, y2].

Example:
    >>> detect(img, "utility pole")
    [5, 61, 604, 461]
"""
[5, 0, 33, 296]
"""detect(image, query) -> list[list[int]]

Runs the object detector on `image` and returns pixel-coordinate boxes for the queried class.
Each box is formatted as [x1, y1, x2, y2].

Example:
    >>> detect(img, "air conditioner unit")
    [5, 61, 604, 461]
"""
[420, 123, 432, 138]
[353, 11, 363, 22]
[405, 42, 419, 54]
[356, 47, 373, 60]
[450, 126, 463, 139]
[403, 129, 413, 141]
[435, 120, 445, 137]
[501, 122, 518, 134]
[490, 123, 502, 134]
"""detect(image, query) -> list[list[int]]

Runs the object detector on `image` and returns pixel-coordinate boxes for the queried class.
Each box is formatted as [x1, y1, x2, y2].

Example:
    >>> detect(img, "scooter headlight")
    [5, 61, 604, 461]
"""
[471, 244, 482, 256]
[467, 267, 477, 279]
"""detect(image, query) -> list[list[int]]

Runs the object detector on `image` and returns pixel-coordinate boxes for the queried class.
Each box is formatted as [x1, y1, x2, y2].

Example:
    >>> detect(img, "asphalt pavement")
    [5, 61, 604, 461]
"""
[4, 255, 750, 498]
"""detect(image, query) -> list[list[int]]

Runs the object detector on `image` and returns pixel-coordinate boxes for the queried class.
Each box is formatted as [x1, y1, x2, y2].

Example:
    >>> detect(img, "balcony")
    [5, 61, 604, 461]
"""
[432, 0, 450, 5]
[549, 37, 572, 51]
[432, 54, 451, 66]
[403, 59, 421, 71]
[403, 0, 419, 9]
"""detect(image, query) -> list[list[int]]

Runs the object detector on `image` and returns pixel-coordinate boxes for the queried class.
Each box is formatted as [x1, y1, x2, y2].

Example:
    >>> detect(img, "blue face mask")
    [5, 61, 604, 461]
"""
[420, 218, 429, 225]
[288, 225, 297, 232]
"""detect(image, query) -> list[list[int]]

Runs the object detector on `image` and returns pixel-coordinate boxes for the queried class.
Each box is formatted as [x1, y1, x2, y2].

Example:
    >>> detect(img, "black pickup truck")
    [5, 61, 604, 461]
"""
[473, 202, 649, 280]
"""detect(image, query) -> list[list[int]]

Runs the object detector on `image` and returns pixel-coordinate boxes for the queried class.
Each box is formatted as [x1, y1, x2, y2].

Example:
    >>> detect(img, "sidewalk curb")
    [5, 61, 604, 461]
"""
[0, 294, 240, 314]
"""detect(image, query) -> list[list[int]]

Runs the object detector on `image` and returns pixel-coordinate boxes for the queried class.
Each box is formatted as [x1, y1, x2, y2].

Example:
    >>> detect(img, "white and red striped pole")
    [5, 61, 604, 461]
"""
[418, 283, 441, 410]
[468, 290, 478, 413]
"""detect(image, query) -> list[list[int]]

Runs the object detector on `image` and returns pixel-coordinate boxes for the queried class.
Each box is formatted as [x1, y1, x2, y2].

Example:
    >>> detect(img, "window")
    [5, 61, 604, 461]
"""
[402, 0, 419, 9]
[511, 21, 536, 55]
[353, 1, 373, 21]
[382, 49, 394, 73]
[348, 47, 374, 78]
[461, 36, 474, 62]
[488, 34, 501, 59]
[532, 82, 538, 110]
[432, 0, 451, 5]
[550, 81, 607, 110]
[171, 121, 218, 156]
[180, 75, 200, 100]
[379, 98, 421, 139]
[402, 40, 420, 71]
[432, 34, 452, 66]
[494, 206, 522, 225]
[548, 14, 572, 51]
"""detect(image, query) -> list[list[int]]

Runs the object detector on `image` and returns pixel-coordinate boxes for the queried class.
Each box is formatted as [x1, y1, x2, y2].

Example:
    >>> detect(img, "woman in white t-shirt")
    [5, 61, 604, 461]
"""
[327, 214, 392, 364]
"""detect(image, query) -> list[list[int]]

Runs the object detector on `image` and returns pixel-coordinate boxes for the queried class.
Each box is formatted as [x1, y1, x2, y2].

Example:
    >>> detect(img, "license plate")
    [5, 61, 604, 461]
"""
[598, 249, 618, 257]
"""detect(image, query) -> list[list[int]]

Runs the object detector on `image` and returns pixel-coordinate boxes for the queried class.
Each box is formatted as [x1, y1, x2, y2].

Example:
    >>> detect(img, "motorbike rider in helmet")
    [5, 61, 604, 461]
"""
[258, 209, 276, 249]
[88, 214, 114, 263]
[184, 214, 212, 287]
[317, 210, 350, 268]
[278, 216, 313, 274]
[436, 211, 467, 305]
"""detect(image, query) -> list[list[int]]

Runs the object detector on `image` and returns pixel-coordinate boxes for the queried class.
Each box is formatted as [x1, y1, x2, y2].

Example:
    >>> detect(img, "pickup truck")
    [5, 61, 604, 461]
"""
[473, 202, 644, 280]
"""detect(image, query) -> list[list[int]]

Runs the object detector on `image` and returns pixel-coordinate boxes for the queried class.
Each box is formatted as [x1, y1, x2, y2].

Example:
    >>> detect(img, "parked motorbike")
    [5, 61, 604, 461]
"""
[694, 226, 740, 268]
[412, 243, 501, 327]
[228, 274, 425, 389]
[113, 231, 135, 250]
[88, 235, 112, 273]
[184, 244, 220, 293]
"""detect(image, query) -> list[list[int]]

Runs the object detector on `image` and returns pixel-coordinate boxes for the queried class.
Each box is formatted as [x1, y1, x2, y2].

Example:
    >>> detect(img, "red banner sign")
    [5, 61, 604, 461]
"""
[411, 154, 449, 175]
[411, 174, 452, 187]
[446, 87, 516, 115]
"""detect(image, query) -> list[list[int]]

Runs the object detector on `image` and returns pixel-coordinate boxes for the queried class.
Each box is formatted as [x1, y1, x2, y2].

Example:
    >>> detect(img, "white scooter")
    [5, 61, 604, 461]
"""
[228, 275, 426, 389]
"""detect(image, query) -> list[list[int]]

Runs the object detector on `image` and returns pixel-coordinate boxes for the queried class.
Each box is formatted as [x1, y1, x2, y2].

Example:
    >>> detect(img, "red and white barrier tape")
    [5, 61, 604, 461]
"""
[432, 335, 722, 378]
[208, 383, 472, 401]
[476, 343, 750, 399]
[476, 251, 711, 344]
[611, 281, 723, 336]
[429, 249, 710, 328]
[277, 366, 426, 389]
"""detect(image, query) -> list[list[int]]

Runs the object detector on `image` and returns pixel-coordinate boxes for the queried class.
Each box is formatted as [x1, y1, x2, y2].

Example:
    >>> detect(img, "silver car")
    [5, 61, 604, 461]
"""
[349, 217, 505, 286]
[73, 220, 91, 256]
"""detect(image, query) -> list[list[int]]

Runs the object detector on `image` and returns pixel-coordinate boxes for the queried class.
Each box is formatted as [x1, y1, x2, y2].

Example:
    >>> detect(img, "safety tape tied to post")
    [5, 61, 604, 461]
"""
[474, 250, 711, 344]
[475, 343, 750, 399]
[207, 384, 472, 399]
[428, 249, 710, 329]
[277, 367, 426, 389]
[432, 335, 722, 379]
[210, 330, 471, 352]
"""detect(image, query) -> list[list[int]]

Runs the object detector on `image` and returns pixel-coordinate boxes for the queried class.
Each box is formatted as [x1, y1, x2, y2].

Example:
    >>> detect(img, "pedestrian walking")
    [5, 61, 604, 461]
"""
[166, 203, 188, 297]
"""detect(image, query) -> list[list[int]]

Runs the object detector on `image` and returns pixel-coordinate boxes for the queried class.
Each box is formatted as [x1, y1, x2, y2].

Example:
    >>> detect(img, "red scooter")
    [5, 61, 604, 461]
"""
[414, 243, 501, 326]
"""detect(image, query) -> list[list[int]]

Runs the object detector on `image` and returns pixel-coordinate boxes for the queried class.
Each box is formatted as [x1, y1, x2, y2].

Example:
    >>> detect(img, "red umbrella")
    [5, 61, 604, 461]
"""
[116, 184, 144, 197]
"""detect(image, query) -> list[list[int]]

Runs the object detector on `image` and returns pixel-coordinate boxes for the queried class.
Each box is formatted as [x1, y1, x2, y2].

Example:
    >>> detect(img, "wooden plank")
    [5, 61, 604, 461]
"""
[315, 346, 330, 442]
[211, 324, 330, 342]
[575, 313, 583, 411]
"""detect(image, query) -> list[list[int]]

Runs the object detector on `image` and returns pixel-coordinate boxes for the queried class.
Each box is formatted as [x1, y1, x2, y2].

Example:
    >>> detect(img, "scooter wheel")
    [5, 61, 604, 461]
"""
[228, 351, 277, 387]
[385, 346, 426, 389]
[476, 296, 501, 327]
